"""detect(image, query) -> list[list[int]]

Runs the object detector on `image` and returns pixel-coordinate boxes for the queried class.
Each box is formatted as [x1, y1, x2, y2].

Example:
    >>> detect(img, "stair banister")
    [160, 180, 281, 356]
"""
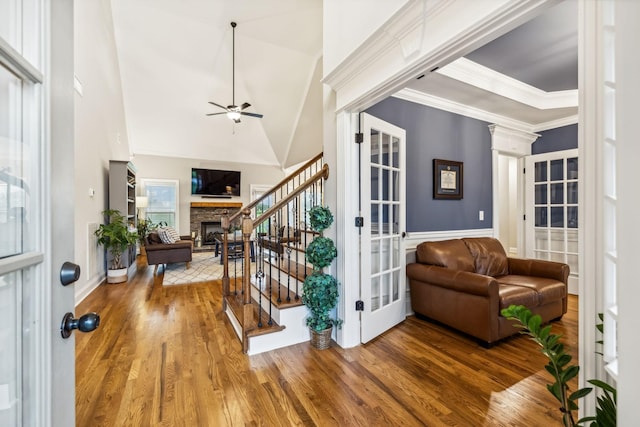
[250, 164, 329, 230]
[221, 153, 327, 353]
[228, 152, 324, 224]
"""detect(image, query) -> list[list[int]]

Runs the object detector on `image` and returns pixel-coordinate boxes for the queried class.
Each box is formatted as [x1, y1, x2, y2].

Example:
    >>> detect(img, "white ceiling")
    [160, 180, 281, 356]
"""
[110, 0, 577, 167]
[110, 0, 323, 168]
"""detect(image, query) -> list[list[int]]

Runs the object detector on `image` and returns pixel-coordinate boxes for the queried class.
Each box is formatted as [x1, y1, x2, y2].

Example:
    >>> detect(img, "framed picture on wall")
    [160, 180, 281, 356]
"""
[433, 159, 463, 199]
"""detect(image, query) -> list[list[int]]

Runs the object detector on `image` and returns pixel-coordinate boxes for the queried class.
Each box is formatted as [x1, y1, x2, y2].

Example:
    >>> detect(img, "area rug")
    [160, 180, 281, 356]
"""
[161, 252, 224, 285]
[161, 252, 257, 285]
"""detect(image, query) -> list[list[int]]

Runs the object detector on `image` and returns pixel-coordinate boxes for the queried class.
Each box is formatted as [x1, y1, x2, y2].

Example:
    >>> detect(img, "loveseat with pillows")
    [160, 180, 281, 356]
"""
[406, 237, 569, 345]
[145, 226, 193, 272]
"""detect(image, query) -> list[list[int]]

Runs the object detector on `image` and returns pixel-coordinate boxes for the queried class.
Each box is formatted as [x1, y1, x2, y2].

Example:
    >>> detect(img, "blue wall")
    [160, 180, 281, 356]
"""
[365, 97, 493, 232]
[533, 124, 578, 154]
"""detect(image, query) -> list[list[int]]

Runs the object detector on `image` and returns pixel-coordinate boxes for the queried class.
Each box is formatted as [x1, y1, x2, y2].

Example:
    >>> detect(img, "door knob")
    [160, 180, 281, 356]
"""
[60, 261, 81, 286]
[60, 312, 100, 339]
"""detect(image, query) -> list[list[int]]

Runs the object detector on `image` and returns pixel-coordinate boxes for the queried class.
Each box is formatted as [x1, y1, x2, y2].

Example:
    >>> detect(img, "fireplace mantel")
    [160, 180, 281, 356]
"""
[190, 202, 243, 208]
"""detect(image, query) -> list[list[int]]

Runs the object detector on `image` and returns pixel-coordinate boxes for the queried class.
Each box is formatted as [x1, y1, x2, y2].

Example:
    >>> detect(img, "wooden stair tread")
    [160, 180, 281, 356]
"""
[252, 275, 303, 309]
[262, 259, 312, 282]
[225, 294, 285, 337]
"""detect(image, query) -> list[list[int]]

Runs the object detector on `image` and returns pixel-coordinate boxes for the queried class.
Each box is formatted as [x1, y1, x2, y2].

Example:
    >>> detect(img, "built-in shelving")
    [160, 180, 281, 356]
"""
[109, 160, 137, 275]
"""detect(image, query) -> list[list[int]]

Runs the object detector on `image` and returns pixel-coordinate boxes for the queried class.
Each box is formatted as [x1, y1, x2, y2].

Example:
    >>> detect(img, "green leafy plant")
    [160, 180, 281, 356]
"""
[305, 237, 337, 268]
[95, 209, 138, 269]
[308, 205, 334, 232]
[136, 217, 161, 244]
[302, 205, 340, 333]
[501, 305, 617, 427]
[301, 272, 339, 331]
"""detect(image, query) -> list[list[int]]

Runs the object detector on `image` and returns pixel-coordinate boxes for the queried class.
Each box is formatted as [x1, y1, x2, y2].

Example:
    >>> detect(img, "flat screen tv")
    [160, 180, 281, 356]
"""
[191, 168, 241, 197]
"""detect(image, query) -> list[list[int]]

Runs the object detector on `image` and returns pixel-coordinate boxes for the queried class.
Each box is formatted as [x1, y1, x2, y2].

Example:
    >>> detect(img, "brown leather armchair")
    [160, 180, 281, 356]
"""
[406, 237, 569, 345]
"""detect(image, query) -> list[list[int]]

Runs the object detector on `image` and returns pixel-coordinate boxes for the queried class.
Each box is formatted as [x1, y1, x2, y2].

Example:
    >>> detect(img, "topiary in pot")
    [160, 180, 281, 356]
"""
[302, 272, 339, 332]
[303, 205, 340, 349]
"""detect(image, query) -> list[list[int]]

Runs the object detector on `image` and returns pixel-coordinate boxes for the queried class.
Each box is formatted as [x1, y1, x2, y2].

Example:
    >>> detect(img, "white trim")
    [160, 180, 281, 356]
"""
[437, 58, 578, 110]
[249, 184, 272, 201]
[394, 88, 535, 132]
[578, 0, 599, 415]
[0, 36, 43, 83]
[323, 0, 559, 113]
[140, 178, 180, 231]
[394, 88, 578, 134]
[334, 111, 361, 348]
[0, 252, 44, 275]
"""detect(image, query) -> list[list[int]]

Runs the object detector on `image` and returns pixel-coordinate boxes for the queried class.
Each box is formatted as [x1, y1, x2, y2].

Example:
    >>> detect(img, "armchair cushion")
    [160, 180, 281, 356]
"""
[415, 239, 475, 272]
[462, 237, 509, 277]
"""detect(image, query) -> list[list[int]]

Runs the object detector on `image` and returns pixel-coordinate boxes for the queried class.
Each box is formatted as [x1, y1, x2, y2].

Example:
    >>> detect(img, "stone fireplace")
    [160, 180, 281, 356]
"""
[190, 202, 242, 247]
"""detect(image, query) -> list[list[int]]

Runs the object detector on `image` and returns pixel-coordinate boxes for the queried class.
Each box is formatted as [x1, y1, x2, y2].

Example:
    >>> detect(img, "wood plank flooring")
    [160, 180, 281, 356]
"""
[76, 257, 578, 426]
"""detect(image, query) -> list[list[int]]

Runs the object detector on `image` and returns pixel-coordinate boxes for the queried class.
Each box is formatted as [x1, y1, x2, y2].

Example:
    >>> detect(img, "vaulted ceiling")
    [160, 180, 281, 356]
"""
[110, 0, 577, 168]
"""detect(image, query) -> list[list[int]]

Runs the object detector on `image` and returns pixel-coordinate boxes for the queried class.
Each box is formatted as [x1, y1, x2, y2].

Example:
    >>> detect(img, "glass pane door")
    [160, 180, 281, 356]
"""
[361, 113, 406, 343]
[528, 150, 579, 288]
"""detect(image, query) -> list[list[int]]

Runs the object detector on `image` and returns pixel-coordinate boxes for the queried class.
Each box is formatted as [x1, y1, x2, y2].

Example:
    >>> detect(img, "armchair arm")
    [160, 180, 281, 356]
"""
[406, 264, 498, 297]
[507, 257, 569, 284]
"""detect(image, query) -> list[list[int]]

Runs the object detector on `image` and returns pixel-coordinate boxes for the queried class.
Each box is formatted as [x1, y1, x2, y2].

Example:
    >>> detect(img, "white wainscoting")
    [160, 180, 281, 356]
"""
[404, 228, 495, 315]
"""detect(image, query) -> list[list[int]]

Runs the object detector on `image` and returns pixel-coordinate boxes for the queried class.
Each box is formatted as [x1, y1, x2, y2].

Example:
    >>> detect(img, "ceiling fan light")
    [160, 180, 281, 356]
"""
[227, 111, 241, 121]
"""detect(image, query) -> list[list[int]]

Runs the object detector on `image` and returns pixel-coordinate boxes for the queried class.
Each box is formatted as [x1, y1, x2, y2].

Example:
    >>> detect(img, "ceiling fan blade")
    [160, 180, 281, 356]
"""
[240, 102, 251, 110]
[240, 111, 263, 118]
[208, 101, 228, 110]
[206, 112, 228, 116]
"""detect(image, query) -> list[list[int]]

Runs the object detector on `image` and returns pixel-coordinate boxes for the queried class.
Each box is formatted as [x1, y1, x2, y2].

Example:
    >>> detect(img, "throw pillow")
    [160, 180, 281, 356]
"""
[165, 226, 181, 242]
[158, 227, 179, 244]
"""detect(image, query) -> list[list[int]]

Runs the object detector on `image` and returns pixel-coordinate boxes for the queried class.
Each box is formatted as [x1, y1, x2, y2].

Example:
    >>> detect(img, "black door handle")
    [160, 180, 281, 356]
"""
[60, 312, 100, 339]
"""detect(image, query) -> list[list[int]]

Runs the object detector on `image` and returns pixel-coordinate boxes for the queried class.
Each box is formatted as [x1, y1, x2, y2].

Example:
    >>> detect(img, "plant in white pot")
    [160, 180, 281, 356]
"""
[95, 209, 138, 283]
[302, 205, 340, 349]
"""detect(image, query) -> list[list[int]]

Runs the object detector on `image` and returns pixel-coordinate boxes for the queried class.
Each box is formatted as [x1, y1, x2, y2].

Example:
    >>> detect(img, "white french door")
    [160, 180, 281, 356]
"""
[525, 149, 579, 294]
[0, 1, 76, 425]
[360, 113, 406, 343]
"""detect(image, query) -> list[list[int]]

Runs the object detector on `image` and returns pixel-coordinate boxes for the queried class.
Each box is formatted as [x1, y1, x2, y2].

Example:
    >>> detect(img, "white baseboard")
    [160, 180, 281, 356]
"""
[75, 274, 104, 306]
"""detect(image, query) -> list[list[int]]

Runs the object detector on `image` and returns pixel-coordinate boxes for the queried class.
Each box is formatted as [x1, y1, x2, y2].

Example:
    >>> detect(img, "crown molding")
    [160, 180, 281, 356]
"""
[394, 88, 535, 132]
[437, 57, 578, 109]
[532, 114, 579, 132]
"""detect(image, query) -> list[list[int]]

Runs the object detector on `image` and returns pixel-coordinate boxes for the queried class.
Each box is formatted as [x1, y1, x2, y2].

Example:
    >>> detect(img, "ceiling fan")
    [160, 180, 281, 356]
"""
[207, 22, 263, 123]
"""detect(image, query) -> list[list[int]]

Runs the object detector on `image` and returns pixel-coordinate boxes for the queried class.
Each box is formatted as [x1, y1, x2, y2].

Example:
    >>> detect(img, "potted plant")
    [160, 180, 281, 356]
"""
[302, 205, 340, 349]
[95, 209, 138, 283]
[136, 217, 160, 256]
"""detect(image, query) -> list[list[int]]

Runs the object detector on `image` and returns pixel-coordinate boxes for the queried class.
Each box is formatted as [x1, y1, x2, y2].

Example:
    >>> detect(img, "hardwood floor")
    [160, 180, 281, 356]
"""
[76, 257, 578, 426]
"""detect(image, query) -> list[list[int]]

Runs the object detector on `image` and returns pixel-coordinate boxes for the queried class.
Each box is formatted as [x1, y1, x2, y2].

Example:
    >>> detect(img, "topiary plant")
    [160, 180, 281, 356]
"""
[302, 205, 341, 335]
[305, 237, 337, 269]
[301, 272, 339, 331]
[308, 205, 334, 232]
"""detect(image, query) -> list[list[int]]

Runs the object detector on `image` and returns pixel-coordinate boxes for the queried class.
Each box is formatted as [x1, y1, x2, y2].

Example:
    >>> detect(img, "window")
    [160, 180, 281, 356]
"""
[141, 179, 179, 228]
